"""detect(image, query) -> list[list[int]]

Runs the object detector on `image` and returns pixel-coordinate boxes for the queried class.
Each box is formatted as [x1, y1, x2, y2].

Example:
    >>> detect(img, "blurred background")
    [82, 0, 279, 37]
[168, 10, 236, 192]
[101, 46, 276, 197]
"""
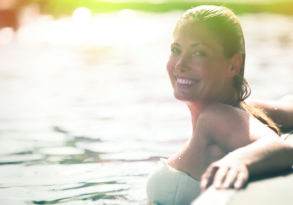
[0, 0, 292, 204]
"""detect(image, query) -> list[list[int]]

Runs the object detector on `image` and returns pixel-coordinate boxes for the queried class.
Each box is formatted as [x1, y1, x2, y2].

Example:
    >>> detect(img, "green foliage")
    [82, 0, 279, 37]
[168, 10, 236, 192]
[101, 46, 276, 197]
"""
[28, 0, 293, 16]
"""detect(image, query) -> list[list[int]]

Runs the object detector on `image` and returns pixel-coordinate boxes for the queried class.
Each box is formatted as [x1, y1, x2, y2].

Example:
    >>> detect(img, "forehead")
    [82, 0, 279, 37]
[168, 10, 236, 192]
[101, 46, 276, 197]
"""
[173, 21, 223, 51]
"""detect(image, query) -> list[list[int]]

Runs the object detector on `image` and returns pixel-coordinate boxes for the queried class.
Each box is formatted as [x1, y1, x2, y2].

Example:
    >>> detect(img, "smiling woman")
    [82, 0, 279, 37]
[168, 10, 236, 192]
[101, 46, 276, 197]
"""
[146, 5, 283, 205]
[168, 23, 237, 103]
[167, 6, 245, 101]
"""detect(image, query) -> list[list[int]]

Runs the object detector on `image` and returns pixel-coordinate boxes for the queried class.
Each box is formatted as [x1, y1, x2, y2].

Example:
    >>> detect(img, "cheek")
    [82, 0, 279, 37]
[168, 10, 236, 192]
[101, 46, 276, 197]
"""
[197, 65, 226, 91]
[199, 61, 224, 79]
[167, 57, 176, 74]
[166, 57, 177, 84]
[202, 71, 226, 94]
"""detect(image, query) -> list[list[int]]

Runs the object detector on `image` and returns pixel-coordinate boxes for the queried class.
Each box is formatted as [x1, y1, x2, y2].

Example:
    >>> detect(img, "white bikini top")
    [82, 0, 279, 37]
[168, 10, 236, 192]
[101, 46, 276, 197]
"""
[146, 159, 201, 205]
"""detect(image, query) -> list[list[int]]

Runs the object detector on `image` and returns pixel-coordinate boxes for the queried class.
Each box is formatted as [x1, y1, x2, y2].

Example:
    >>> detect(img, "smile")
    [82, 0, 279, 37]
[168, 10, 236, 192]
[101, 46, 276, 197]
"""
[176, 77, 199, 87]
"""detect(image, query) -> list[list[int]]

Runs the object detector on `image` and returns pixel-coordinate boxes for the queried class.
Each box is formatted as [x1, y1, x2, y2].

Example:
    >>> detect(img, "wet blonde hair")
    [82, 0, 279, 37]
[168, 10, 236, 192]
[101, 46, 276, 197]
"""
[175, 5, 280, 134]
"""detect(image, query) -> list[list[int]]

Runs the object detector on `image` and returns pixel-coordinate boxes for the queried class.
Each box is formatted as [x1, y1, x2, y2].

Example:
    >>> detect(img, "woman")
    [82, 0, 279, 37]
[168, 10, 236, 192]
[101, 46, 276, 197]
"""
[146, 5, 285, 205]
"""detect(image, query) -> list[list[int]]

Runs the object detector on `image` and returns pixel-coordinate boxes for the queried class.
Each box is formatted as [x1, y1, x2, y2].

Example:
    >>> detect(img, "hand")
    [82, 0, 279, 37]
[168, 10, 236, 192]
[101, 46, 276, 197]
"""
[200, 157, 249, 191]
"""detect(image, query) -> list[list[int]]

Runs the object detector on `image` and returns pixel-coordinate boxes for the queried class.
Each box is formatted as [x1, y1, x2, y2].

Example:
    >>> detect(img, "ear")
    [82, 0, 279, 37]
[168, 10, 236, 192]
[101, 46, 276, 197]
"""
[227, 53, 242, 77]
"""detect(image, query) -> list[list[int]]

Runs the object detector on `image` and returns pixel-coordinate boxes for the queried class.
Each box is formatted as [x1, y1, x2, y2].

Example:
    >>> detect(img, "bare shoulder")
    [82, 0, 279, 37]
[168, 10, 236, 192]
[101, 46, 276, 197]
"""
[203, 102, 245, 114]
[197, 103, 279, 152]
[198, 102, 249, 134]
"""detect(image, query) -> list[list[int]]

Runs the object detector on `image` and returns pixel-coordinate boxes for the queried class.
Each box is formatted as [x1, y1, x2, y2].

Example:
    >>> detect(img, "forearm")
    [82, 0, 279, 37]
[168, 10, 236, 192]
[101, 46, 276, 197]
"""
[225, 138, 293, 176]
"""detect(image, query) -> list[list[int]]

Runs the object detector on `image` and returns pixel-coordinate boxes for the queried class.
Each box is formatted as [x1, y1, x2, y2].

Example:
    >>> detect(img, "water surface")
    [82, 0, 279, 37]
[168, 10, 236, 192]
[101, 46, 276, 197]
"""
[0, 11, 292, 204]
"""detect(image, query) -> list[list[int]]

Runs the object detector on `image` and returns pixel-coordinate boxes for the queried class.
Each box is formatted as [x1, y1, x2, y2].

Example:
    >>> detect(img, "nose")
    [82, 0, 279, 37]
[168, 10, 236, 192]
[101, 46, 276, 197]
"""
[174, 54, 191, 74]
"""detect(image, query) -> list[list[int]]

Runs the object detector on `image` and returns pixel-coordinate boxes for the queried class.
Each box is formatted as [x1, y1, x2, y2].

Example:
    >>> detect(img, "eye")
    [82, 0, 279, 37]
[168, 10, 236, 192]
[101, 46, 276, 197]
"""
[192, 50, 207, 57]
[171, 47, 181, 55]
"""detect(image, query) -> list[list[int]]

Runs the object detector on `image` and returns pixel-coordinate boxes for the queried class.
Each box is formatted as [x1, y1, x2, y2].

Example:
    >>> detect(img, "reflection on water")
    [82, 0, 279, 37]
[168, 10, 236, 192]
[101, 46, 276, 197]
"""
[0, 10, 292, 204]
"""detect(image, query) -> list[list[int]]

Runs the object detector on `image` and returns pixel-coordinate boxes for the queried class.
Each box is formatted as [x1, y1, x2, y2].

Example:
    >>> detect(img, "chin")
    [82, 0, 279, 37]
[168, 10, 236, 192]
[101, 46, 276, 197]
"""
[174, 91, 196, 102]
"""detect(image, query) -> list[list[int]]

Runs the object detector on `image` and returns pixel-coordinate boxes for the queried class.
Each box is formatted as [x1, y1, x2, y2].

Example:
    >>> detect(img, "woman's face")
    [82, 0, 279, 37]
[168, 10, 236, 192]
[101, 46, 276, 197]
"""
[167, 22, 234, 102]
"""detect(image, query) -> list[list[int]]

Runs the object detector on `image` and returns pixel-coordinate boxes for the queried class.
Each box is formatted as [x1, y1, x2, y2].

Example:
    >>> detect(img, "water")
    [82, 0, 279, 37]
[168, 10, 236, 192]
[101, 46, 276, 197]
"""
[0, 10, 292, 204]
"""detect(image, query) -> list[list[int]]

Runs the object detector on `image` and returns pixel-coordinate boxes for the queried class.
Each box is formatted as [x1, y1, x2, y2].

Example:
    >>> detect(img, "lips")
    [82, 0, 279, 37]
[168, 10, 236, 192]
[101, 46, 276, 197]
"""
[176, 77, 199, 88]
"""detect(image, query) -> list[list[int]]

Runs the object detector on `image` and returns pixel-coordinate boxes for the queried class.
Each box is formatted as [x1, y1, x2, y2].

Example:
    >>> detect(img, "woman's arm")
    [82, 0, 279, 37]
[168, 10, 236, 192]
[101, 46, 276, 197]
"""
[198, 103, 292, 190]
[200, 137, 293, 190]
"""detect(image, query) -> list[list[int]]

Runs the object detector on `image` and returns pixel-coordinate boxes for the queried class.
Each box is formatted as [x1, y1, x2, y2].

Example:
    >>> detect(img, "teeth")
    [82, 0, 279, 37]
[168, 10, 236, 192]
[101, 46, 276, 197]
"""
[176, 78, 195, 85]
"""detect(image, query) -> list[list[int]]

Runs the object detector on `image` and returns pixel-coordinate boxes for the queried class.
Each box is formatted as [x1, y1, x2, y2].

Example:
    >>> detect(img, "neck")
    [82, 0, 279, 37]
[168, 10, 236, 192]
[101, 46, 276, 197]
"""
[186, 101, 205, 128]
